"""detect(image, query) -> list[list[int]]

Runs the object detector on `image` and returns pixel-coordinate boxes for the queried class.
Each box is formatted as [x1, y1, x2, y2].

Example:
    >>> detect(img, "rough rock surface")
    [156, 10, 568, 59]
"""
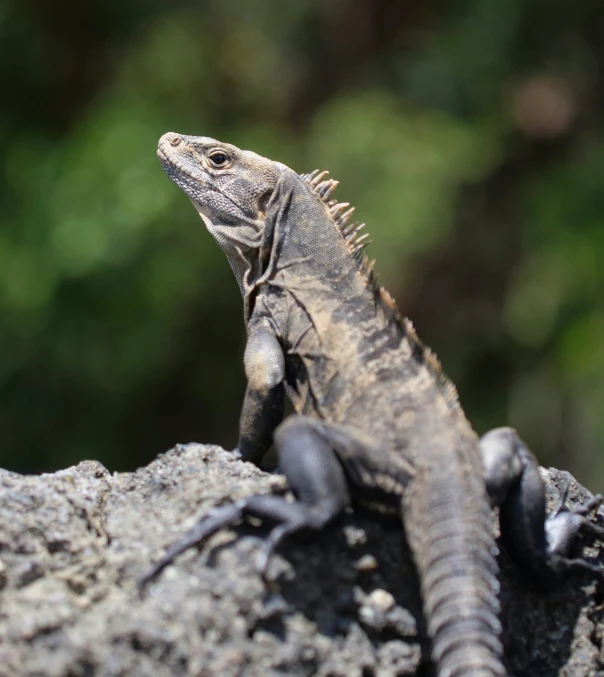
[0, 443, 603, 677]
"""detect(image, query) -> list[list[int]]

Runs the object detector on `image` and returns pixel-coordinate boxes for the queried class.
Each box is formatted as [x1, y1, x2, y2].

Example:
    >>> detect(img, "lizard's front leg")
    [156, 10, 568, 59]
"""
[480, 427, 604, 583]
[236, 321, 285, 465]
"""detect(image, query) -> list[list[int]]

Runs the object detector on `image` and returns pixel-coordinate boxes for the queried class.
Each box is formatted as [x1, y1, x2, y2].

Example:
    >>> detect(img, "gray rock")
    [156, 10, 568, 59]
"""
[0, 444, 602, 676]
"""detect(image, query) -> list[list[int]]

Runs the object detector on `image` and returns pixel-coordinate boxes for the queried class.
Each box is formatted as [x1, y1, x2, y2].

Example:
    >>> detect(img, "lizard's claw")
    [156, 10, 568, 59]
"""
[255, 522, 301, 583]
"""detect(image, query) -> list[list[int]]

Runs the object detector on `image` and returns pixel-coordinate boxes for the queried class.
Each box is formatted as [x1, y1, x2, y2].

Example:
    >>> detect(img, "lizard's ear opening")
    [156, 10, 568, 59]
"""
[258, 190, 271, 217]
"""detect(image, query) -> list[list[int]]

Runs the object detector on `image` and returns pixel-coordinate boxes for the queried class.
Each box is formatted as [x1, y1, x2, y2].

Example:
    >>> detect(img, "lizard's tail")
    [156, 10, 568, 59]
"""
[403, 470, 507, 677]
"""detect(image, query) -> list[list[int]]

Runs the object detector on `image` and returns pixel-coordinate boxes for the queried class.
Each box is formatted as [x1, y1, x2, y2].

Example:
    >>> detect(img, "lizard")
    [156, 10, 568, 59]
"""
[141, 131, 604, 677]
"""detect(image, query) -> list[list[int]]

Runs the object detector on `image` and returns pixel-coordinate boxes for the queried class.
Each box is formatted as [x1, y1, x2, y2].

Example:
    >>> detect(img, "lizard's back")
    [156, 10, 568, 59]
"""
[255, 175, 504, 676]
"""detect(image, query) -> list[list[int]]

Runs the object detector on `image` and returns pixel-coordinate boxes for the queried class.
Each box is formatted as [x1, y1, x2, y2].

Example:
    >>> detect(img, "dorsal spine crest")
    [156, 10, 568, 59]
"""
[300, 169, 460, 413]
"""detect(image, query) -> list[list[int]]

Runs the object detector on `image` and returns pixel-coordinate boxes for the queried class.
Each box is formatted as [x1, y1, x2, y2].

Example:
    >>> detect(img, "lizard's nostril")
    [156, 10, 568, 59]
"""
[170, 136, 181, 147]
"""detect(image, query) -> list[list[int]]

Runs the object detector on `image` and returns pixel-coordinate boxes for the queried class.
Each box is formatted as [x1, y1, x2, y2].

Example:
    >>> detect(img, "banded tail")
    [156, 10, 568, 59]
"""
[403, 470, 507, 677]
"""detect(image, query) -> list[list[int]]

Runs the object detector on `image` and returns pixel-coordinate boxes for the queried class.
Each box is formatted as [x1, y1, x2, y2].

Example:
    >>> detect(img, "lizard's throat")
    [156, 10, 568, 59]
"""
[196, 207, 277, 319]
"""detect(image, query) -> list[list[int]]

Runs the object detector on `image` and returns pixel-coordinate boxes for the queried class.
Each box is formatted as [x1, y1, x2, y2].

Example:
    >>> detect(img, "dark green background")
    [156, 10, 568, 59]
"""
[1, 0, 603, 488]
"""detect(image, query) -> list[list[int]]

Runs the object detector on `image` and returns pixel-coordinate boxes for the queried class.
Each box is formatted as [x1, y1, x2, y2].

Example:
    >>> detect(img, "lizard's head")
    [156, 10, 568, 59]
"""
[157, 132, 284, 255]
[157, 132, 289, 301]
[157, 132, 376, 311]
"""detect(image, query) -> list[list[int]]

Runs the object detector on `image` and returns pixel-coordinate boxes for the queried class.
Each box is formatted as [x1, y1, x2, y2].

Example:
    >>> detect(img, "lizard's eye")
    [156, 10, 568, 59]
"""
[208, 151, 230, 168]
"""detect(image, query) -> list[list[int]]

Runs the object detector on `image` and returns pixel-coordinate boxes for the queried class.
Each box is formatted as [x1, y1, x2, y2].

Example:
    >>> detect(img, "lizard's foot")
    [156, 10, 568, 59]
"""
[137, 495, 322, 594]
[545, 479, 604, 578]
[139, 415, 353, 593]
[137, 500, 246, 596]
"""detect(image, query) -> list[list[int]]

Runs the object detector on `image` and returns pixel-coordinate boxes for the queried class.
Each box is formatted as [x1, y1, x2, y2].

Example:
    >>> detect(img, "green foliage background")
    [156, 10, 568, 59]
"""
[1, 0, 603, 486]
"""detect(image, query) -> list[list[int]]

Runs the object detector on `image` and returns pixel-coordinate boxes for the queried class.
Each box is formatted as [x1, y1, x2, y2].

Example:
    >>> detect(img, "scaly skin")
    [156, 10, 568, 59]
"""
[147, 132, 604, 677]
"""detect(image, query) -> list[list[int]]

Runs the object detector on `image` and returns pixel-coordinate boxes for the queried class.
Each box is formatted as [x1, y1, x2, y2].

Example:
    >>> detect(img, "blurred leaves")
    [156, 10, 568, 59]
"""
[307, 91, 500, 270]
[0, 0, 603, 486]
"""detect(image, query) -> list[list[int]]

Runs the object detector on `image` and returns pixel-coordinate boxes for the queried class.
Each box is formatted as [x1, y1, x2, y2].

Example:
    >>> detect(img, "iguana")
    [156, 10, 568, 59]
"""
[142, 132, 604, 676]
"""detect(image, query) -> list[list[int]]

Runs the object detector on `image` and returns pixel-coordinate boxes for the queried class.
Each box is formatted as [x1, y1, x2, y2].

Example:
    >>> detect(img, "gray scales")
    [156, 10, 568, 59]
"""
[141, 132, 604, 677]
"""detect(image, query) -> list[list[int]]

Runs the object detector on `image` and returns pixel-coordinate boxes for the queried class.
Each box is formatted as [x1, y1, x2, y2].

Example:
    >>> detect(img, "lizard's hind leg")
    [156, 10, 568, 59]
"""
[254, 415, 354, 577]
[138, 415, 352, 592]
[480, 427, 604, 583]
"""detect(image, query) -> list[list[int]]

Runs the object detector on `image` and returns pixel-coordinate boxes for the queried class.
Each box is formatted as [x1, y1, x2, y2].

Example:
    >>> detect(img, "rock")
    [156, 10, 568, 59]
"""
[0, 444, 602, 677]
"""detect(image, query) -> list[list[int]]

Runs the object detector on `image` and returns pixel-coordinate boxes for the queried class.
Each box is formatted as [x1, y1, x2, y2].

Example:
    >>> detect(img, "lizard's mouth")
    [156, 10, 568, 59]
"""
[157, 140, 178, 167]
[156, 139, 186, 170]
[156, 143, 210, 192]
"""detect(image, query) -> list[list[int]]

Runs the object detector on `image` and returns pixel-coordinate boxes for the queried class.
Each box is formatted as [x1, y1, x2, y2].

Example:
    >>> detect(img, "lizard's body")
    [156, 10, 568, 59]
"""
[142, 133, 604, 677]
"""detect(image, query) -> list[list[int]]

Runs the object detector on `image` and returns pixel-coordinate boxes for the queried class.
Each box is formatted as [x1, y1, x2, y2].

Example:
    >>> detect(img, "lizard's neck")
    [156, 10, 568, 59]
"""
[259, 170, 371, 306]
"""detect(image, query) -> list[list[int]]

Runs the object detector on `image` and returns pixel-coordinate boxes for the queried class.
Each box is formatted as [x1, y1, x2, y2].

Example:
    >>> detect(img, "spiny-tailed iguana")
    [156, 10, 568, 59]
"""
[141, 132, 604, 677]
